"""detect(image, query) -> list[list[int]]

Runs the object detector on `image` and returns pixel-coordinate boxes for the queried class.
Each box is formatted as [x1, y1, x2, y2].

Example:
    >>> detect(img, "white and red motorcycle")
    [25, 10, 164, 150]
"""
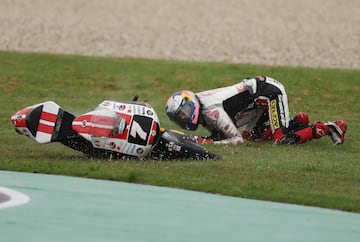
[10, 97, 219, 160]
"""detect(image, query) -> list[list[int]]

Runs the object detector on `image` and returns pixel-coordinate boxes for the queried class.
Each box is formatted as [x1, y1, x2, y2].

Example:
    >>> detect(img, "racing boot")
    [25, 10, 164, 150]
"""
[312, 121, 330, 139]
[325, 120, 347, 144]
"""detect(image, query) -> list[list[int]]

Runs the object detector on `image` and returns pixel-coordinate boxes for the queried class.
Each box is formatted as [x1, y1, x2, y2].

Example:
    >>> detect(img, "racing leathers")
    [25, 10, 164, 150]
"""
[196, 75, 330, 144]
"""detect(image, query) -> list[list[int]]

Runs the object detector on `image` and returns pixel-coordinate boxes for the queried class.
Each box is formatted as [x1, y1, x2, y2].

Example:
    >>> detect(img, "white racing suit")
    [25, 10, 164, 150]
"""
[196, 75, 326, 144]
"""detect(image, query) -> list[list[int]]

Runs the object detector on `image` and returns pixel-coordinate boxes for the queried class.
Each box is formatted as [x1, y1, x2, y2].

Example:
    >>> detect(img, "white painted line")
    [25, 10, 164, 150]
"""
[0, 186, 30, 209]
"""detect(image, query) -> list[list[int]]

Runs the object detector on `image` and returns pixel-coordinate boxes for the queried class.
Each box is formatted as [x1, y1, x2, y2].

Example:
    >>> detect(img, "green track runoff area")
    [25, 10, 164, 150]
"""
[0, 51, 360, 213]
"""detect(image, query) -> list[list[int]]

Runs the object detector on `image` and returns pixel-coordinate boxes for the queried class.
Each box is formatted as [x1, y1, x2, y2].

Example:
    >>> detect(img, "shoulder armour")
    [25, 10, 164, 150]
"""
[242, 78, 257, 95]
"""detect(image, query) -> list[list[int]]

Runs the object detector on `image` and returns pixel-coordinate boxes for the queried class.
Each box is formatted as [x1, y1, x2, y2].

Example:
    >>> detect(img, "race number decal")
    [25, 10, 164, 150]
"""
[130, 121, 147, 140]
[128, 115, 152, 146]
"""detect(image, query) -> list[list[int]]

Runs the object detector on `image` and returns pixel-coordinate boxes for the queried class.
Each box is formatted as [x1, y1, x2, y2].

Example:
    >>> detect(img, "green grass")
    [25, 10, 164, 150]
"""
[1, 51, 359, 212]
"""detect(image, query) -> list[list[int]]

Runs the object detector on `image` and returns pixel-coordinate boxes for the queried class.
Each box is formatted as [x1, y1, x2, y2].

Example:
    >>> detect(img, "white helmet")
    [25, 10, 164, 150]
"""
[165, 90, 200, 130]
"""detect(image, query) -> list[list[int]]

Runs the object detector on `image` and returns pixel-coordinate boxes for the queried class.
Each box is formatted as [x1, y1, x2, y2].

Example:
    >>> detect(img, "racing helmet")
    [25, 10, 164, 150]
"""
[165, 90, 200, 130]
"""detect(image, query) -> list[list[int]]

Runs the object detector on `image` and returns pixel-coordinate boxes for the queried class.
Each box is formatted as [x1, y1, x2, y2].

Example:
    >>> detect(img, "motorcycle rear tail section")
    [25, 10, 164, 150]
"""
[11, 101, 77, 143]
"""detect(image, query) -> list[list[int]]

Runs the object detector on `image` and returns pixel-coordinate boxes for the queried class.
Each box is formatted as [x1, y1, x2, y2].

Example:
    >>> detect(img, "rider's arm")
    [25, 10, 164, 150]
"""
[213, 136, 244, 145]
[196, 84, 250, 145]
[212, 122, 244, 145]
[201, 107, 244, 145]
[193, 133, 243, 145]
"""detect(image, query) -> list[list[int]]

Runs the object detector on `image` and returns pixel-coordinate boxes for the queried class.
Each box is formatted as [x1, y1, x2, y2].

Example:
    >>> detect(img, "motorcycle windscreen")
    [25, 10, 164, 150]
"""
[72, 109, 126, 141]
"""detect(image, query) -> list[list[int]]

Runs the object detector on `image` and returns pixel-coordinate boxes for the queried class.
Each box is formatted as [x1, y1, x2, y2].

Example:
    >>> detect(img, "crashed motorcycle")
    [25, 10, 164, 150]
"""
[10, 99, 219, 160]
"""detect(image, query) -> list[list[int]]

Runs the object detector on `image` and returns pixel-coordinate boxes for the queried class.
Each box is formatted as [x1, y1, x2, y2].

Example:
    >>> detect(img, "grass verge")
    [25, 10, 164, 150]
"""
[1, 51, 359, 212]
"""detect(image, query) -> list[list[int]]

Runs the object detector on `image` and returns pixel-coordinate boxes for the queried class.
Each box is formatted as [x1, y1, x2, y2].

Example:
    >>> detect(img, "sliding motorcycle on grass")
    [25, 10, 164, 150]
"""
[10, 98, 219, 160]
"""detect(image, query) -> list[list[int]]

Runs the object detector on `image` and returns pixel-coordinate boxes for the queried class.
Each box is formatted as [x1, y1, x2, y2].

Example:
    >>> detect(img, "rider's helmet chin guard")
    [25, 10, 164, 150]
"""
[165, 90, 200, 131]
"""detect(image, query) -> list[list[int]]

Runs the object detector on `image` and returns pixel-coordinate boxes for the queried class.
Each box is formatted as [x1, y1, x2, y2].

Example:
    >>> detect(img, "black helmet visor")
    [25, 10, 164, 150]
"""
[173, 99, 193, 129]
